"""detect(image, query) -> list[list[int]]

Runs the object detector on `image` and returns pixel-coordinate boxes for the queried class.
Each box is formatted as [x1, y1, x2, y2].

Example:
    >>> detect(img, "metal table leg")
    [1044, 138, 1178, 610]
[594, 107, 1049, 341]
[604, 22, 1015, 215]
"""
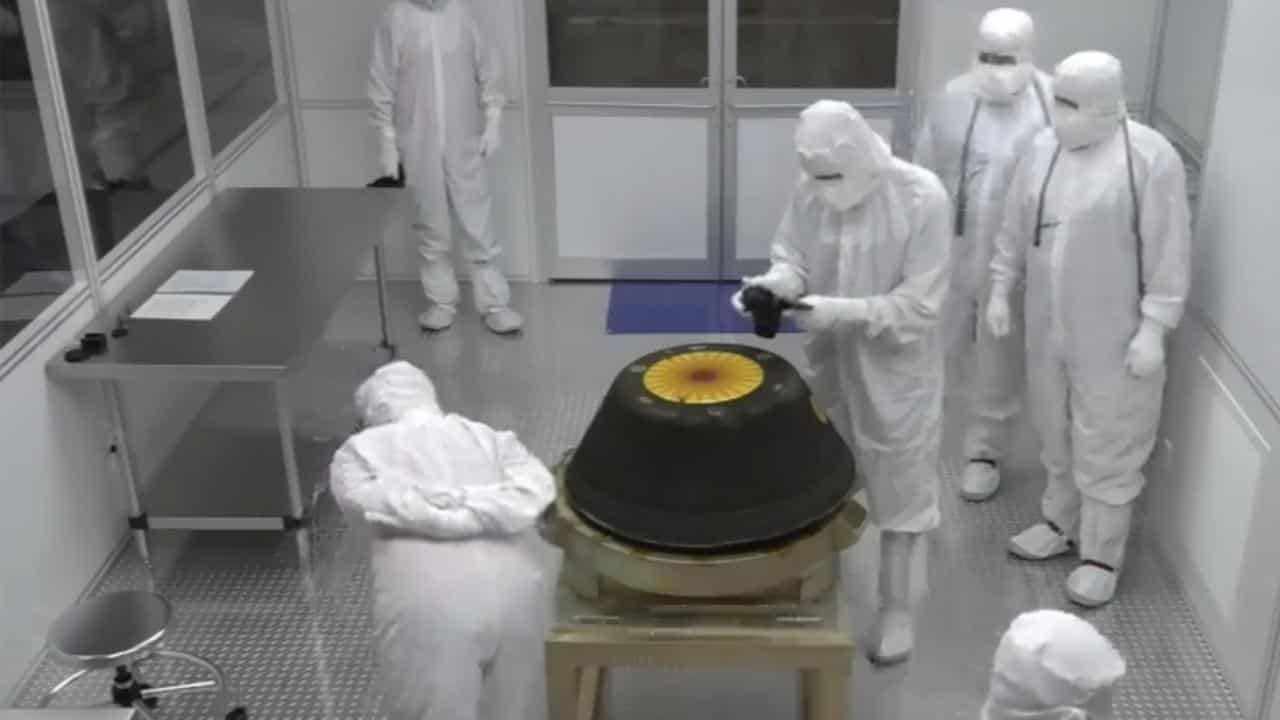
[105, 380, 151, 565]
[373, 243, 396, 357]
[274, 382, 305, 525]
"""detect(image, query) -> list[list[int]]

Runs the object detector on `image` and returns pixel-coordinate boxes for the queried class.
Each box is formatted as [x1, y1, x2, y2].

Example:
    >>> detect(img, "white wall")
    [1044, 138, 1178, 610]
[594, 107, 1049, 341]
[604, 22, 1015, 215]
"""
[0, 107, 297, 701]
[913, 0, 1161, 108]
[1150, 0, 1228, 151]
[282, 0, 536, 281]
[1147, 0, 1280, 717]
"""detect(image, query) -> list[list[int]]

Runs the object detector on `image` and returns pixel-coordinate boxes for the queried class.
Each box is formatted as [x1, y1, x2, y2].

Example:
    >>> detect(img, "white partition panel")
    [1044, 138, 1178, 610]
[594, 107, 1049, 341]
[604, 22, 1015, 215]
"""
[734, 116, 895, 261]
[217, 114, 300, 188]
[285, 0, 392, 101]
[553, 115, 710, 261]
[1153, 0, 1228, 149]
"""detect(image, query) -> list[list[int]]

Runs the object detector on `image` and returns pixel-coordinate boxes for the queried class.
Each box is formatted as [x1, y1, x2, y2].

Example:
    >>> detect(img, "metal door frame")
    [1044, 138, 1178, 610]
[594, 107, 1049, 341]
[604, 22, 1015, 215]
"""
[719, 0, 920, 279]
[529, 0, 920, 281]
[530, 0, 727, 280]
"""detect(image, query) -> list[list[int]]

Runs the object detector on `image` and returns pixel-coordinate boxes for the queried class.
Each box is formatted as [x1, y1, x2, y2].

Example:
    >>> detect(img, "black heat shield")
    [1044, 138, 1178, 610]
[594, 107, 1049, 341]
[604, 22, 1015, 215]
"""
[565, 344, 857, 554]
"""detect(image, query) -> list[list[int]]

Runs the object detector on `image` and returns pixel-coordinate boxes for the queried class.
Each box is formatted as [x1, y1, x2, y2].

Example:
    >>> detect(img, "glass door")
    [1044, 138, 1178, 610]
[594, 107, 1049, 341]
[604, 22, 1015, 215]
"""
[540, 0, 725, 280]
[534, 0, 913, 280]
[721, 0, 910, 279]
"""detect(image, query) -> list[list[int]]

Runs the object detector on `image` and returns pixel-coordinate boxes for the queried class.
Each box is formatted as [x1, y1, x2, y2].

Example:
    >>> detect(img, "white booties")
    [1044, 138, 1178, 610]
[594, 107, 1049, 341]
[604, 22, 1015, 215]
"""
[869, 530, 927, 665]
[1009, 522, 1075, 561]
[418, 306, 456, 332]
[1067, 563, 1119, 608]
[960, 460, 1001, 502]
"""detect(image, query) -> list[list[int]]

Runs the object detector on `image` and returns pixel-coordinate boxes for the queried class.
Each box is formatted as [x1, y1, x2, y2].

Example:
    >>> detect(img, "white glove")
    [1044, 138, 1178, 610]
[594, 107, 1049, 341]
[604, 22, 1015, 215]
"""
[792, 296, 869, 333]
[377, 127, 399, 178]
[730, 289, 750, 318]
[1125, 319, 1167, 378]
[987, 292, 1011, 338]
[479, 108, 503, 158]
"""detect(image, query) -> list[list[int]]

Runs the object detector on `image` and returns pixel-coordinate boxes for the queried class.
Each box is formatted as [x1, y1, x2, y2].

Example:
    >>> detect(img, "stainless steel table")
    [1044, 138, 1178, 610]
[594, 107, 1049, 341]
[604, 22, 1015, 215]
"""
[46, 189, 407, 554]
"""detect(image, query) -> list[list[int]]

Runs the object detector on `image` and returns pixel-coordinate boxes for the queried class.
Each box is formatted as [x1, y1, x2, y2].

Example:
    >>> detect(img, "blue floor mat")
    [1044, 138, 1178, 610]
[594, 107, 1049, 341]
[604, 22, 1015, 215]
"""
[606, 282, 800, 335]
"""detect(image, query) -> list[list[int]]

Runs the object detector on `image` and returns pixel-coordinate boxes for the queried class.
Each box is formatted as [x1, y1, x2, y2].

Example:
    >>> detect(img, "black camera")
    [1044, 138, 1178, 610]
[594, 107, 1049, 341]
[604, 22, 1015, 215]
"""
[367, 164, 405, 189]
[740, 286, 809, 339]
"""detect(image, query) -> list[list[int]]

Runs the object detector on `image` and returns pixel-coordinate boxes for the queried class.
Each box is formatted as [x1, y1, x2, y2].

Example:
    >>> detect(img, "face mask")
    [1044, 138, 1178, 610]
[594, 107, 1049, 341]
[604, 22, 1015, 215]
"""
[1051, 103, 1122, 150]
[974, 56, 1033, 104]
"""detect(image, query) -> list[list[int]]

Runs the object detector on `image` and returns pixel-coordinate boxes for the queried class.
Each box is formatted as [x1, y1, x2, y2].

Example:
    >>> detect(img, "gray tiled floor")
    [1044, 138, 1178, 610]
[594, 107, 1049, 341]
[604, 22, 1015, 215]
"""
[14, 282, 1243, 719]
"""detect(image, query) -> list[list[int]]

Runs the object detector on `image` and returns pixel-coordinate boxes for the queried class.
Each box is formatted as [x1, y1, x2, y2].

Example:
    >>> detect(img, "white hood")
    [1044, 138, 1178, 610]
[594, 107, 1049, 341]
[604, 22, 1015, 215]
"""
[333, 361, 556, 540]
[796, 100, 893, 212]
[971, 8, 1037, 104]
[1052, 51, 1127, 150]
[983, 610, 1125, 719]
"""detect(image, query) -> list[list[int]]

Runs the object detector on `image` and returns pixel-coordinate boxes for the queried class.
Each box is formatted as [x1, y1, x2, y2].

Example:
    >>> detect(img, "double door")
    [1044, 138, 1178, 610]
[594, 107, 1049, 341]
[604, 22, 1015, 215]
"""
[533, 0, 916, 280]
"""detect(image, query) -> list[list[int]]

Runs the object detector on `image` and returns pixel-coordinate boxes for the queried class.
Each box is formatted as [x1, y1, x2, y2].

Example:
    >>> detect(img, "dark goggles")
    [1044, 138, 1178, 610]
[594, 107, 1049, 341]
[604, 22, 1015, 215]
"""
[977, 51, 1019, 67]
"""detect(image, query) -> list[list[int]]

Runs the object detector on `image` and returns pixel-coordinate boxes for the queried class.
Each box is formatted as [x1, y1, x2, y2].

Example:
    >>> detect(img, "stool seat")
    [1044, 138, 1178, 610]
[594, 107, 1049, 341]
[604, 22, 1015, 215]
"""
[48, 591, 171, 669]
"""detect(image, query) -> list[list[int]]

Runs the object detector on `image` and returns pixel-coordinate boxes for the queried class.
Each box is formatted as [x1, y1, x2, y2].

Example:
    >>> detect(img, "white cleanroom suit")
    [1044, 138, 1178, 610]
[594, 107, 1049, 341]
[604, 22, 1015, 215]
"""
[914, 7, 1051, 502]
[988, 51, 1191, 608]
[369, 0, 522, 334]
[330, 361, 556, 720]
[735, 100, 950, 664]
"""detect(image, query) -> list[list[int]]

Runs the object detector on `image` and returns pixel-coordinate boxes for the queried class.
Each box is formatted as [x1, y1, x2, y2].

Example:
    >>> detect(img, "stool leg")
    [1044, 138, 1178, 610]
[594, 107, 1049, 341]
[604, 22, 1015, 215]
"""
[37, 669, 91, 707]
[148, 649, 232, 710]
[807, 668, 849, 720]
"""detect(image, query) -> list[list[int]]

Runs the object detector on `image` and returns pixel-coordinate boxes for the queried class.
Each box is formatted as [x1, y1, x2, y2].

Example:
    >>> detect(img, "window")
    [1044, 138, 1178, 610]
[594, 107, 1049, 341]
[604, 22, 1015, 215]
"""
[737, 0, 900, 89]
[0, 0, 77, 349]
[47, 0, 195, 261]
[547, 0, 710, 88]
[190, 0, 277, 157]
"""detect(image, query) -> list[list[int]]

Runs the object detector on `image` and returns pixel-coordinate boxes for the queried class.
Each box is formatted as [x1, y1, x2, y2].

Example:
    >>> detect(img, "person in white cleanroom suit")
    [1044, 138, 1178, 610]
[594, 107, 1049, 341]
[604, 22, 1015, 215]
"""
[914, 7, 1051, 502]
[369, 0, 523, 335]
[733, 100, 949, 664]
[988, 51, 1191, 608]
[982, 610, 1126, 719]
[330, 361, 556, 720]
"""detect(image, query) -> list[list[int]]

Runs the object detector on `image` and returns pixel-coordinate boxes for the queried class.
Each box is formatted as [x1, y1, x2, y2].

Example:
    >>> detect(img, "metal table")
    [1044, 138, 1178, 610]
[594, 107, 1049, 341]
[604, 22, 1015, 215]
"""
[46, 188, 406, 555]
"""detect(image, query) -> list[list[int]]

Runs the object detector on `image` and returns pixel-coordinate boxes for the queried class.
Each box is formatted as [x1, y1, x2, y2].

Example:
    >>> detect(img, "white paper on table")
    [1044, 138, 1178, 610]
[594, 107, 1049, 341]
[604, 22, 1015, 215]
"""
[4, 271, 73, 295]
[155, 269, 253, 295]
[0, 294, 56, 322]
[132, 293, 234, 321]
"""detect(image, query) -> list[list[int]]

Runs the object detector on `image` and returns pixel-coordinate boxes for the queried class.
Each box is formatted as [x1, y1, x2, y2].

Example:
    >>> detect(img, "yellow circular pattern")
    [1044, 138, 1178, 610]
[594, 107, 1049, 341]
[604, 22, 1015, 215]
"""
[643, 351, 765, 405]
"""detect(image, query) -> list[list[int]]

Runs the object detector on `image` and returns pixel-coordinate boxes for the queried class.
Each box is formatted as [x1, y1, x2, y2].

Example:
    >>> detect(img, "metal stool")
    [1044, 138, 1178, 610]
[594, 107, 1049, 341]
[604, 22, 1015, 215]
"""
[37, 591, 247, 720]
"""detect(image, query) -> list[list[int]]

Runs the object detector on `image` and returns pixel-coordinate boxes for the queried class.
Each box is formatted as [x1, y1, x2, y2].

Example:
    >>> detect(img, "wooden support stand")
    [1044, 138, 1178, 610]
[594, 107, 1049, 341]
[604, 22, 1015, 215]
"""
[545, 580, 853, 720]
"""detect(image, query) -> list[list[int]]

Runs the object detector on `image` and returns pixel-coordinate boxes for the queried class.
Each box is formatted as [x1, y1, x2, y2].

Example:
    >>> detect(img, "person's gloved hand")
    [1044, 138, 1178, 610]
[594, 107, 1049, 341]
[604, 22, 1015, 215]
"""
[741, 270, 799, 301]
[479, 108, 503, 158]
[792, 296, 869, 333]
[1125, 319, 1167, 378]
[730, 288, 751, 318]
[378, 127, 400, 178]
[987, 292, 1012, 338]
